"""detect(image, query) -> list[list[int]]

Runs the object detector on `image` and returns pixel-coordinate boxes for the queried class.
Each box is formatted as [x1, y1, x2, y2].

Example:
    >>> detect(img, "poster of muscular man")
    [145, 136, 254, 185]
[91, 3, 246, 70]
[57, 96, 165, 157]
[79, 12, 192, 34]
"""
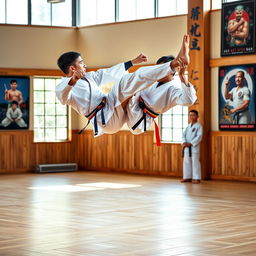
[0, 76, 29, 130]
[221, 0, 255, 56]
[219, 65, 256, 130]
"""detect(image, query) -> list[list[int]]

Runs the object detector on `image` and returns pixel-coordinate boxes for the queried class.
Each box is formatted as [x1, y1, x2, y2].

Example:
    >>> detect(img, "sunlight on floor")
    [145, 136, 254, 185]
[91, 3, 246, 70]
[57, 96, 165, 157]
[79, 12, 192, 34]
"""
[27, 182, 142, 192]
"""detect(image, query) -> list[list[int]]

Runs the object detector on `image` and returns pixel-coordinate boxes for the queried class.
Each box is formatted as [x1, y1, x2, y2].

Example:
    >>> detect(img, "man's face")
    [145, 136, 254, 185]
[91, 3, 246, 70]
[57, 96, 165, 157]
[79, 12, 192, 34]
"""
[157, 73, 174, 83]
[189, 112, 198, 123]
[157, 61, 174, 82]
[70, 56, 87, 73]
[235, 72, 244, 87]
[11, 82, 17, 90]
[12, 104, 17, 110]
[235, 10, 243, 21]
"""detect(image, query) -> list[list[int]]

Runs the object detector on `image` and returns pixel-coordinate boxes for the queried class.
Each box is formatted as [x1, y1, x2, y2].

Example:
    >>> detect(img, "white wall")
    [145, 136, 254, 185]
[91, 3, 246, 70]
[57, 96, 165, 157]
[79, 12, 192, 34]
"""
[77, 16, 187, 67]
[0, 25, 77, 69]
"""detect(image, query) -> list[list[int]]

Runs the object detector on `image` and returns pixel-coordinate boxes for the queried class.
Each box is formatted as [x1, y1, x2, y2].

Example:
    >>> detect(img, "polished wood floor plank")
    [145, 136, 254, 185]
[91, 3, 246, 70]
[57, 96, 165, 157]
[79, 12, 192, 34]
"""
[0, 172, 256, 255]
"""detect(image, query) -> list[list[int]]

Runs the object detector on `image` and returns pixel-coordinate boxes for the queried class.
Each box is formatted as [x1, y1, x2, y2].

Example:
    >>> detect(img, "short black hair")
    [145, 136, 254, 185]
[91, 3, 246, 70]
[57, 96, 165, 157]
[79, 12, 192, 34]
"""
[11, 100, 18, 106]
[10, 80, 17, 84]
[237, 70, 245, 78]
[156, 55, 175, 64]
[189, 109, 199, 116]
[57, 51, 81, 74]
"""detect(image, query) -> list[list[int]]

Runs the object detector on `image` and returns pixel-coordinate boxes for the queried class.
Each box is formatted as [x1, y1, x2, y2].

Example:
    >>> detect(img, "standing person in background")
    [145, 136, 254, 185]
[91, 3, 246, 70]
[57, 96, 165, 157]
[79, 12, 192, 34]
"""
[181, 110, 203, 184]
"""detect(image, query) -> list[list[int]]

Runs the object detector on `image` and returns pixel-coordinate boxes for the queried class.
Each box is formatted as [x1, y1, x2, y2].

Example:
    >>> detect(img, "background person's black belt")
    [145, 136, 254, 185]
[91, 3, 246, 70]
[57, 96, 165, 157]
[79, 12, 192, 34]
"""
[182, 146, 192, 157]
[132, 96, 161, 146]
[78, 97, 106, 136]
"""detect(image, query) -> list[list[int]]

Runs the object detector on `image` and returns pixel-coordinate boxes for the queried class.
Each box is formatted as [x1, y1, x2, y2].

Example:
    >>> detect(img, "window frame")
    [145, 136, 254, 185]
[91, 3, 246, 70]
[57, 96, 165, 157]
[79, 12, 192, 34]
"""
[33, 76, 71, 143]
[159, 106, 189, 144]
[0, 0, 225, 27]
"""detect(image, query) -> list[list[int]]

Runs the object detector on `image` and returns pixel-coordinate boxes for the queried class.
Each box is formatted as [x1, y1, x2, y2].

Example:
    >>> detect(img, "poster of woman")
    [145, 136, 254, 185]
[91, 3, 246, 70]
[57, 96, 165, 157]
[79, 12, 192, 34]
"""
[0, 76, 29, 130]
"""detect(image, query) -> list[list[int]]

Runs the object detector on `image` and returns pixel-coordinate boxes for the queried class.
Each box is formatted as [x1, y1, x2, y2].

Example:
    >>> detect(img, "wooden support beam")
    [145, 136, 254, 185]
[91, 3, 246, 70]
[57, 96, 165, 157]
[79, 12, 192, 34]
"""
[209, 55, 256, 68]
[188, 0, 211, 179]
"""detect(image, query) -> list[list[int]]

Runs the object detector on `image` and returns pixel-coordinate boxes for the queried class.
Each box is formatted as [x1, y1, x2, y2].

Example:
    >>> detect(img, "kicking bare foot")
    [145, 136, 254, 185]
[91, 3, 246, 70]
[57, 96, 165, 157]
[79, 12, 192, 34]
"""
[177, 34, 190, 65]
[170, 35, 190, 70]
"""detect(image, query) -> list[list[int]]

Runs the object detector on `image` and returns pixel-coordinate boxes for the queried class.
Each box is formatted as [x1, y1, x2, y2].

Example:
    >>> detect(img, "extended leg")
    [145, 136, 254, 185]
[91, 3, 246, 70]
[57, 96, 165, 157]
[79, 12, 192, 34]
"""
[113, 35, 190, 103]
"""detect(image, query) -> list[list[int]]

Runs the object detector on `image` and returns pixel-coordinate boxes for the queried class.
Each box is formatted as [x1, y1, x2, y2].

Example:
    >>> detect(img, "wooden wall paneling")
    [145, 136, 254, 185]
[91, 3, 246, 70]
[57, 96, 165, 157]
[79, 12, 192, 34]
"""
[76, 131, 183, 177]
[0, 131, 77, 173]
[34, 142, 74, 165]
[0, 131, 34, 173]
[210, 132, 256, 181]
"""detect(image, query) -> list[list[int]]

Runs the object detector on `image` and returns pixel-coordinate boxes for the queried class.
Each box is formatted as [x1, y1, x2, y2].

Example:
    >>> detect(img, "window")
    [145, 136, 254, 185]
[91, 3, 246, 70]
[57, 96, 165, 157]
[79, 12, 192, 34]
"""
[1, 0, 189, 27]
[177, 0, 188, 15]
[32, 0, 51, 26]
[160, 74, 189, 143]
[31, 0, 72, 26]
[79, 0, 115, 26]
[118, 0, 154, 22]
[0, 0, 5, 23]
[212, 0, 242, 10]
[5, 0, 28, 24]
[52, 0, 72, 26]
[212, 0, 222, 10]
[33, 77, 69, 142]
[158, 0, 188, 17]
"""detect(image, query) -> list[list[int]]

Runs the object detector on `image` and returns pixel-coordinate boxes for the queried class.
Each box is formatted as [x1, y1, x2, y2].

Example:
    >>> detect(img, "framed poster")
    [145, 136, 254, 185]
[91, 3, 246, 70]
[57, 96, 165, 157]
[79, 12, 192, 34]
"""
[0, 76, 29, 130]
[221, 0, 255, 56]
[219, 65, 255, 130]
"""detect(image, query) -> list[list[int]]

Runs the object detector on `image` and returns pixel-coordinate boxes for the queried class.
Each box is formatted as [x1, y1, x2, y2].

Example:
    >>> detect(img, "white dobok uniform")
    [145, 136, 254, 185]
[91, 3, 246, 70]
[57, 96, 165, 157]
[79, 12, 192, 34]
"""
[1, 108, 27, 127]
[56, 61, 175, 136]
[182, 122, 203, 180]
[126, 80, 197, 134]
[228, 86, 251, 124]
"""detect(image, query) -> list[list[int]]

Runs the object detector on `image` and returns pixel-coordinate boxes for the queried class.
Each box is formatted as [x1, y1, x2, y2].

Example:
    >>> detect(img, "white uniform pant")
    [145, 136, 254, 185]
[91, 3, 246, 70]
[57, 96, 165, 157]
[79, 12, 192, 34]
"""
[183, 152, 201, 180]
[1, 118, 27, 127]
[96, 61, 173, 136]
[235, 110, 251, 124]
[116, 61, 173, 103]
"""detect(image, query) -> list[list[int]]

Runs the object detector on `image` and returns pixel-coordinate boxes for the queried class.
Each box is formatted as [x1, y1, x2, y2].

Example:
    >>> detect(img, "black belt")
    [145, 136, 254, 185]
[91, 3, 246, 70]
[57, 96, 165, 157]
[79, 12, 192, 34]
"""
[232, 108, 249, 124]
[78, 97, 106, 136]
[182, 146, 192, 157]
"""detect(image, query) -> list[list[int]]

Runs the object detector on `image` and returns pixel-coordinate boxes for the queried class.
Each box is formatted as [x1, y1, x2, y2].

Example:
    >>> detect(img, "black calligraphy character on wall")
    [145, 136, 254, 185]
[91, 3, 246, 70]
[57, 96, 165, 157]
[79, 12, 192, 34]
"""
[191, 6, 200, 21]
[191, 38, 200, 51]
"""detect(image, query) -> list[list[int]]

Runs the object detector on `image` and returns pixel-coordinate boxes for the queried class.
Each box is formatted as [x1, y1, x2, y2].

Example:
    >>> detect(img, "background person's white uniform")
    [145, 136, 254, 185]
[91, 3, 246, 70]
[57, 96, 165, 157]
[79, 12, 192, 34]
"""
[56, 61, 174, 136]
[126, 80, 197, 133]
[1, 108, 27, 127]
[229, 86, 251, 124]
[182, 122, 203, 180]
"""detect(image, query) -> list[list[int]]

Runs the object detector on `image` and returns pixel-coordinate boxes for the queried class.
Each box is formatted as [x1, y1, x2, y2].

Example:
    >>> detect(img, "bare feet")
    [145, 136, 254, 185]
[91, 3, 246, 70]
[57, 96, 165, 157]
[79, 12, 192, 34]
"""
[180, 178, 192, 183]
[177, 34, 190, 65]
[170, 35, 190, 70]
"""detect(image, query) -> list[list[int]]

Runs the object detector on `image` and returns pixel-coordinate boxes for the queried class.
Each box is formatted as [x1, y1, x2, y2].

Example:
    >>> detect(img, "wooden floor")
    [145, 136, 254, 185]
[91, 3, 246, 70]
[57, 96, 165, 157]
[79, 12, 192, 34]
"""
[0, 172, 256, 256]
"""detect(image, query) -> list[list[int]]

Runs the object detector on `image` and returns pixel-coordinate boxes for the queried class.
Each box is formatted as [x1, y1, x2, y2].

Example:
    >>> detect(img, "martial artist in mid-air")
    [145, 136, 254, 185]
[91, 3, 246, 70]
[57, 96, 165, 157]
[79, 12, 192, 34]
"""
[55, 35, 195, 138]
